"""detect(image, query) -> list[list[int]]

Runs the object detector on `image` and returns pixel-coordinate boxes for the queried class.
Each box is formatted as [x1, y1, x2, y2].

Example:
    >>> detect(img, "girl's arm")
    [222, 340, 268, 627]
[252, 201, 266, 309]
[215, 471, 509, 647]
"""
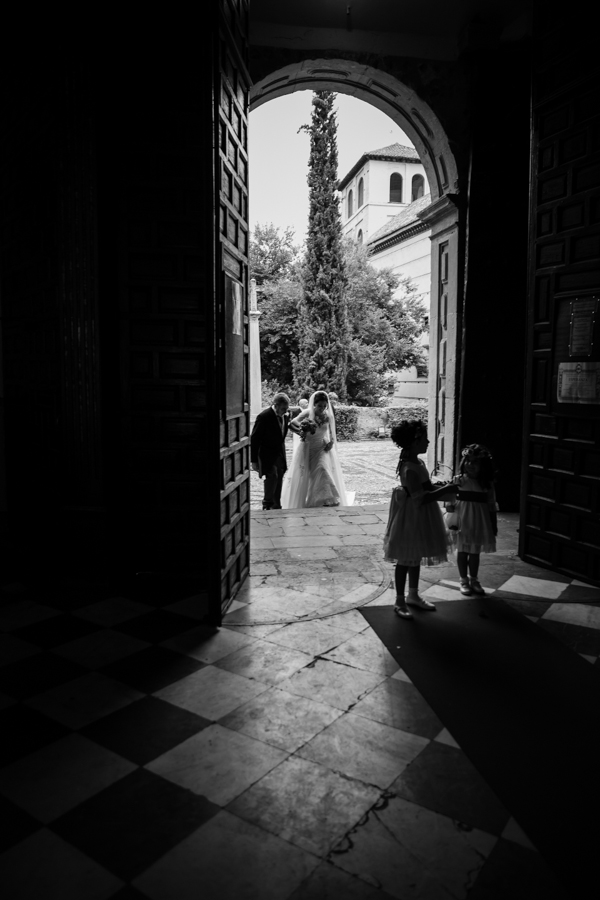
[422, 483, 459, 504]
[402, 468, 458, 504]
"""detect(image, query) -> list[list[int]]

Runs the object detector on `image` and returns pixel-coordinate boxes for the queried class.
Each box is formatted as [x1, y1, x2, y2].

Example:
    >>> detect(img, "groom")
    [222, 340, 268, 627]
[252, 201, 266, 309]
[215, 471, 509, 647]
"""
[251, 392, 293, 510]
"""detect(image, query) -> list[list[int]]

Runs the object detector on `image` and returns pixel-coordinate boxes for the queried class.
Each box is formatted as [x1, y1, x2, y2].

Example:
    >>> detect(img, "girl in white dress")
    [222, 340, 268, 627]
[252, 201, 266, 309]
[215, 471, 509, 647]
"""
[447, 444, 498, 596]
[383, 419, 459, 618]
[281, 391, 349, 508]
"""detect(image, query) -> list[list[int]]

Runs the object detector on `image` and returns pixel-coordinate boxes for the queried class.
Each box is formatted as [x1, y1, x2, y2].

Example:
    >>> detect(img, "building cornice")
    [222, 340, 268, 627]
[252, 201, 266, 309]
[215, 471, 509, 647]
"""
[368, 220, 430, 256]
[416, 193, 460, 228]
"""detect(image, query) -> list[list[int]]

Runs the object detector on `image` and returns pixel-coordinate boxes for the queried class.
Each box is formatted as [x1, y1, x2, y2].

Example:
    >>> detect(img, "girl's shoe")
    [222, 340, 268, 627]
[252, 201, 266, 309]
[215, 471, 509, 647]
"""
[459, 580, 472, 595]
[470, 579, 485, 595]
[406, 593, 436, 610]
[394, 603, 413, 619]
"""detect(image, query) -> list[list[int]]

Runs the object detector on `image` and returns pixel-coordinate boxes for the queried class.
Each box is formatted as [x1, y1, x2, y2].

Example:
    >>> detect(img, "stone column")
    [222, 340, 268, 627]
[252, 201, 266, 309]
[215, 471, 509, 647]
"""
[249, 278, 262, 421]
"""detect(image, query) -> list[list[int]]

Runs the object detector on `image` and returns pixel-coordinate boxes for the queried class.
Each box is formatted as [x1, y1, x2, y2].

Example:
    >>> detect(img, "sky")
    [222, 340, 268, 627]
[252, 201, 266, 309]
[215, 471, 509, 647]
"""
[248, 91, 413, 246]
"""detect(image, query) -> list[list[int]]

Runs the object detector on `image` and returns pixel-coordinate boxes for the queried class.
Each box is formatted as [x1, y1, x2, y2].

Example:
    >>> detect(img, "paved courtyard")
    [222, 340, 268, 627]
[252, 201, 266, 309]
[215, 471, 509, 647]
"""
[238, 506, 524, 626]
[250, 438, 408, 510]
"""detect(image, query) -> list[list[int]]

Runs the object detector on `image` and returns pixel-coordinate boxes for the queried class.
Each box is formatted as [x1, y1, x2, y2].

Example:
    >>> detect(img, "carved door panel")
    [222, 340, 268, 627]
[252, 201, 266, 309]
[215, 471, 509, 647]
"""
[522, 8, 600, 584]
[96, 2, 251, 621]
[214, 0, 252, 616]
[105, 71, 215, 595]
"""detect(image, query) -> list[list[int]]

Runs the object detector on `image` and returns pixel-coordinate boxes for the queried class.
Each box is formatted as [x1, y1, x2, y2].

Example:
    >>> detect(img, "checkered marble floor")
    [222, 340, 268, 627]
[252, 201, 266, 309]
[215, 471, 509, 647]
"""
[0, 509, 596, 898]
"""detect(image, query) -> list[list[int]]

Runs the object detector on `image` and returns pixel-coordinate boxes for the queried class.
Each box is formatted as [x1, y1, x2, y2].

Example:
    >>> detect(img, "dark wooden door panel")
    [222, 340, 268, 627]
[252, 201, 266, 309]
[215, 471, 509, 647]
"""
[214, 0, 252, 615]
[522, 5, 600, 585]
[0, 64, 102, 535]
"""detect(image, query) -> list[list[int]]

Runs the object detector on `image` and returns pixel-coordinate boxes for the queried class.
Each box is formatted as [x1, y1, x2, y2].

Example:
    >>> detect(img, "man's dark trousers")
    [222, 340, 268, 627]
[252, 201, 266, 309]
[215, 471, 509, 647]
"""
[263, 452, 286, 509]
[250, 405, 290, 510]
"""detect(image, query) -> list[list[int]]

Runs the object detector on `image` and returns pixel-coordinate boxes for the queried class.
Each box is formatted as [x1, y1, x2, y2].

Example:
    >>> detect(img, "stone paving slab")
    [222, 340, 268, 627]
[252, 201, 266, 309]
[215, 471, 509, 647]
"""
[286, 547, 340, 561]
[318, 524, 367, 535]
[340, 514, 381, 524]
[252, 538, 275, 549]
[271, 535, 344, 548]
[226, 508, 581, 627]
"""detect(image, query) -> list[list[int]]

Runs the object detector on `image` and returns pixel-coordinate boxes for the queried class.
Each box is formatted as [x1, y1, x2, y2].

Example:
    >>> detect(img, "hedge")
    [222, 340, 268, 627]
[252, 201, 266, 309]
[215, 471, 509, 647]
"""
[332, 405, 428, 441]
[387, 407, 428, 430]
[332, 405, 360, 440]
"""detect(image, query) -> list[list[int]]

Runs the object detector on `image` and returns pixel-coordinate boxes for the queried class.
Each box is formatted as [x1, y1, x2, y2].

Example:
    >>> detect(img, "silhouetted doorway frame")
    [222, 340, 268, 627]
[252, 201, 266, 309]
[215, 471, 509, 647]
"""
[249, 60, 463, 481]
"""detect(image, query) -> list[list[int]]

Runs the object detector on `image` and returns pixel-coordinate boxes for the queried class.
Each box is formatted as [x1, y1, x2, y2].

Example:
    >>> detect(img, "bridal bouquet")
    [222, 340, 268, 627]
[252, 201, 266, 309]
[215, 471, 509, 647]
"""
[300, 420, 317, 441]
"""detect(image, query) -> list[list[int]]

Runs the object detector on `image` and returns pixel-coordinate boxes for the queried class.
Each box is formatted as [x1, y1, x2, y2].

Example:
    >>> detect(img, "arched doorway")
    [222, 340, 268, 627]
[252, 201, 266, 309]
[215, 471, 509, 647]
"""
[213, 35, 466, 615]
[249, 60, 462, 478]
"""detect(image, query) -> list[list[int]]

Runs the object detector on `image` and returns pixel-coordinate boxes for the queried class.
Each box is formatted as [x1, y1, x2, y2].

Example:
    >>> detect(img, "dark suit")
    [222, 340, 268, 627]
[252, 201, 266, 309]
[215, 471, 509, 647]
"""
[250, 406, 290, 509]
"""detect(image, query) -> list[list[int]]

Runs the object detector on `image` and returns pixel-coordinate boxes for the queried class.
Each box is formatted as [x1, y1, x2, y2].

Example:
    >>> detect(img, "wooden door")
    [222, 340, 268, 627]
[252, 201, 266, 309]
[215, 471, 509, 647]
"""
[213, 0, 252, 615]
[521, 4, 600, 584]
[97, 1, 251, 621]
[0, 62, 103, 552]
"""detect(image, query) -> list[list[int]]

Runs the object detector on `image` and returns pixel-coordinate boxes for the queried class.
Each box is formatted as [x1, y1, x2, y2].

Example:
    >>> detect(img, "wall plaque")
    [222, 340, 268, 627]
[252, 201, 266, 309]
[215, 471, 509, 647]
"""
[557, 362, 600, 404]
[569, 297, 598, 356]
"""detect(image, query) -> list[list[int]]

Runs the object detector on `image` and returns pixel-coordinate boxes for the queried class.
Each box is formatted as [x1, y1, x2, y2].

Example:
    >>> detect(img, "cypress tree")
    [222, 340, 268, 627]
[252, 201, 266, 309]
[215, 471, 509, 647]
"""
[294, 91, 349, 399]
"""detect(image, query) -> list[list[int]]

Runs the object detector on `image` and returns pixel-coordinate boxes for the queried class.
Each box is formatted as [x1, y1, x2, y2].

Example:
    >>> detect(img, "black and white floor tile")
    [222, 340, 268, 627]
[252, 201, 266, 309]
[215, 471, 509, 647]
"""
[1, 528, 596, 898]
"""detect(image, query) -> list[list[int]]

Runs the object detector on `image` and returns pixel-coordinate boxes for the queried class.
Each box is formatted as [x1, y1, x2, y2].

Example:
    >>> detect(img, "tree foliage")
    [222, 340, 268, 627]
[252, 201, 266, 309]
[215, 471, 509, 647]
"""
[249, 223, 301, 391]
[344, 239, 426, 360]
[294, 91, 350, 399]
[249, 223, 299, 287]
[249, 226, 427, 405]
[249, 89, 427, 406]
[254, 276, 302, 389]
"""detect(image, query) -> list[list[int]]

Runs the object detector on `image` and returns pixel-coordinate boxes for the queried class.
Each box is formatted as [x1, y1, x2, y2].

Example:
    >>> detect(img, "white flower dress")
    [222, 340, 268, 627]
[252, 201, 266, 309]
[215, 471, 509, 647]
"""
[383, 459, 450, 566]
[453, 475, 497, 553]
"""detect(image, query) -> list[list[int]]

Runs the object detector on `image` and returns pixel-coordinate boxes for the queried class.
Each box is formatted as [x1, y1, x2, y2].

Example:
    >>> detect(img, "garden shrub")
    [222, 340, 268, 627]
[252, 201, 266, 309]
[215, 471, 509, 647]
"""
[333, 405, 359, 440]
[387, 407, 428, 431]
[260, 379, 293, 408]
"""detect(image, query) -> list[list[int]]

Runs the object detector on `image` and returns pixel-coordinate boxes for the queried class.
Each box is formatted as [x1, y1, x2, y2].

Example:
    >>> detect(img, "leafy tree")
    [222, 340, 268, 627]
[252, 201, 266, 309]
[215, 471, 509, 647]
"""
[343, 242, 427, 405]
[249, 223, 299, 287]
[249, 224, 302, 391]
[345, 338, 389, 407]
[249, 225, 428, 406]
[255, 276, 302, 389]
[294, 91, 349, 399]
[343, 239, 428, 393]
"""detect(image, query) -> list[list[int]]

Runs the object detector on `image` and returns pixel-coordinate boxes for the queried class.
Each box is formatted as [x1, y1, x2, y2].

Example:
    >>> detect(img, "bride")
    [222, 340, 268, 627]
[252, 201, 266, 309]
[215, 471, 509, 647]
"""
[281, 390, 350, 508]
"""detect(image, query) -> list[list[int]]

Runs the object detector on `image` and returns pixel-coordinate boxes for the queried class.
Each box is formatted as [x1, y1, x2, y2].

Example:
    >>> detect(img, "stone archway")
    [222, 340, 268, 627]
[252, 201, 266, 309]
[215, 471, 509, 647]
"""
[250, 59, 458, 203]
[250, 59, 462, 476]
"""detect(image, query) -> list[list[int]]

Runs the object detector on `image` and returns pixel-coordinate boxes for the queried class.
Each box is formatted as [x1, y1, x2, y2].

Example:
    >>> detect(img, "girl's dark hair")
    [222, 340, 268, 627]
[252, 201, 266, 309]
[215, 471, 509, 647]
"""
[391, 419, 427, 476]
[314, 391, 328, 404]
[390, 419, 426, 450]
[459, 443, 498, 488]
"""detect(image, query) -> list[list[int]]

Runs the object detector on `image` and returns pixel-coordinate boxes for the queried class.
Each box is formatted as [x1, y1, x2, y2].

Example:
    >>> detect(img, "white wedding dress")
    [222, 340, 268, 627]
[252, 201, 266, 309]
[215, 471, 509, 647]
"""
[281, 405, 350, 509]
